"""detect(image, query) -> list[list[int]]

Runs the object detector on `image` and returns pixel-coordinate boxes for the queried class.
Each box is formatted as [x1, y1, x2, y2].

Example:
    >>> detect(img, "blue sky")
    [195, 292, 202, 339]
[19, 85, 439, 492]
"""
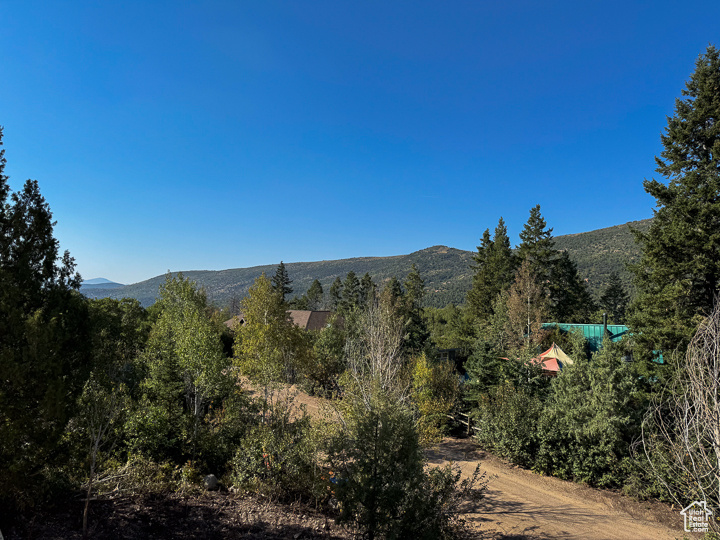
[1, 1, 718, 284]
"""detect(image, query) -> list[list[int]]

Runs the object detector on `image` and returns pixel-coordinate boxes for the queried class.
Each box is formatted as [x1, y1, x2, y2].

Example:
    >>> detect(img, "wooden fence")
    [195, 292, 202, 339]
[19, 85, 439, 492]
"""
[447, 412, 480, 436]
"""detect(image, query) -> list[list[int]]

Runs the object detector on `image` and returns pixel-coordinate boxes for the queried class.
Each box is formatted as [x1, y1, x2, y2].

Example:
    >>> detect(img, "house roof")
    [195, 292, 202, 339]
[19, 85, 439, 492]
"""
[224, 310, 332, 331]
[541, 323, 629, 352]
[287, 310, 332, 331]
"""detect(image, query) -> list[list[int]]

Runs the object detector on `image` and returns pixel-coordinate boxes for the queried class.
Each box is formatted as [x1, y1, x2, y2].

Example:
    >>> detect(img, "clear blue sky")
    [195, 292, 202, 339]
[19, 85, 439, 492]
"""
[1, 1, 718, 284]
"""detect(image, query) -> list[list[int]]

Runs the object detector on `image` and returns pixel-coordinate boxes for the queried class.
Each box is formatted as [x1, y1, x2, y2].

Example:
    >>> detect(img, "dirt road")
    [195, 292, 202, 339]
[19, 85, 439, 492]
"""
[256, 384, 686, 539]
[426, 438, 684, 539]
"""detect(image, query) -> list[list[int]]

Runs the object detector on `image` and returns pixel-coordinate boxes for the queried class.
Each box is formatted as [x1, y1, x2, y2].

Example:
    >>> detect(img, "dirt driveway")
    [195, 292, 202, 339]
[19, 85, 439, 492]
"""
[426, 438, 685, 539]
[254, 383, 687, 539]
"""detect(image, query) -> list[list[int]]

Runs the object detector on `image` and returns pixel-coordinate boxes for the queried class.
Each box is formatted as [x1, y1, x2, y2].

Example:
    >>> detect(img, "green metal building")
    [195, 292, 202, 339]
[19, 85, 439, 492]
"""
[541, 323, 629, 352]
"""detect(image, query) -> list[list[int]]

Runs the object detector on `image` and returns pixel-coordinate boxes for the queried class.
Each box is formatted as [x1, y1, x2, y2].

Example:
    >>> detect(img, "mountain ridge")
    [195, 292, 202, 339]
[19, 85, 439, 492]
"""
[82, 219, 651, 308]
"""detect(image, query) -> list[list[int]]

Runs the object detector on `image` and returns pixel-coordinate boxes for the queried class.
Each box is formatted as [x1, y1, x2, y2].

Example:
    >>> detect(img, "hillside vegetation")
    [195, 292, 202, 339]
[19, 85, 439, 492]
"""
[555, 218, 651, 296]
[85, 219, 651, 308]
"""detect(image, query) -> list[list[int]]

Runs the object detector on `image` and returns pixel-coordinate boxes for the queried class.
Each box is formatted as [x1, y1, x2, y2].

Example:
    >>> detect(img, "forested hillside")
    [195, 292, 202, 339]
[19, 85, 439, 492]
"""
[85, 219, 650, 308]
[554, 218, 651, 295]
[83, 246, 475, 308]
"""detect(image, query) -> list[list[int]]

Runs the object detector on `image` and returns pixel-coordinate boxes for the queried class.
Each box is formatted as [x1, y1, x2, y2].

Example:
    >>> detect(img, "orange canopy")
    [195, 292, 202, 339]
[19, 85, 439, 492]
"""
[531, 343, 574, 373]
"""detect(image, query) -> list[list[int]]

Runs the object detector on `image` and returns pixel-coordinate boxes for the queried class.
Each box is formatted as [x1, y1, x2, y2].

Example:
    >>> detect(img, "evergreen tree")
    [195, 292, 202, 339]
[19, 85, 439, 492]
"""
[467, 219, 517, 323]
[404, 263, 425, 308]
[403, 264, 430, 353]
[516, 205, 556, 287]
[630, 45, 720, 364]
[424, 304, 475, 354]
[329, 276, 343, 310]
[550, 251, 596, 323]
[271, 261, 293, 301]
[341, 270, 360, 311]
[463, 340, 507, 399]
[466, 228, 493, 321]
[288, 294, 308, 310]
[600, 272, 629, 324]
[516, 205, 592, 322]
[534, 339, 646, 487]
[305, 279, 324, 310]
[359, 272, 376, 308]
[0, 127, 92, 511]
[381, 276, 404, 311]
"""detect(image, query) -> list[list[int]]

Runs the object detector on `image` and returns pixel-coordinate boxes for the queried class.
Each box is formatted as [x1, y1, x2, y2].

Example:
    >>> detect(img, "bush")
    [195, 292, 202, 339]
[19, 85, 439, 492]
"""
[228, 402, 322, 501]
[472, 381, 542, 467]
[398, 463, 487, 540]
[534, 339, 646, 488]
[412, 354, 460, 446]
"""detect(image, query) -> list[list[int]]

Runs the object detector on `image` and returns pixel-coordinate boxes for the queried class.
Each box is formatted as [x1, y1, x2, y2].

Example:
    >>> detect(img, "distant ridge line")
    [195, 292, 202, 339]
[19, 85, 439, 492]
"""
[81, 218, 652, 308]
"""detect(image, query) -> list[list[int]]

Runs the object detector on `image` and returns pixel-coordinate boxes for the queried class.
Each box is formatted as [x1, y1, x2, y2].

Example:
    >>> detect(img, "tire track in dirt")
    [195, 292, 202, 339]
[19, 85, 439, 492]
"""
[426, 438, 684, 539]
[252, 383, 685, 539]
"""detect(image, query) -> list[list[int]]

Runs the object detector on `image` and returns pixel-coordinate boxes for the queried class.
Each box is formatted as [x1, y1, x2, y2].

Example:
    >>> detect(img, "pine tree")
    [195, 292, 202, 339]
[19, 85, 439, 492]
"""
[404, 264, 425, 308]
[341, 271, 360, 311]
[467, 218, 516, 322]
[516, 205, 593, 322]
[381, 276, 404, 311]
[403, 264, 430, 353]
[600, 272, 629, 324]
[0, 127, 92, 511]
[359, 272, 376, 308]
[305, 279, 324, 310]
[630, 45, 720, 363]
[329, 277, 343, 310]
[466, 228, 493, 321]
[516, 205, 556, 287]
[551, 251, 597, 323]
[271, 261, 293, 301]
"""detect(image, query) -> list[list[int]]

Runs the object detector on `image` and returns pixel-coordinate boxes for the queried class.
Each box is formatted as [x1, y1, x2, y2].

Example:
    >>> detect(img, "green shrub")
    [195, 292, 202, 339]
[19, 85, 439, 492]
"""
[229, 404, 322, 501]
[534, 339, 646, 488]
[472, 381, 542, 467]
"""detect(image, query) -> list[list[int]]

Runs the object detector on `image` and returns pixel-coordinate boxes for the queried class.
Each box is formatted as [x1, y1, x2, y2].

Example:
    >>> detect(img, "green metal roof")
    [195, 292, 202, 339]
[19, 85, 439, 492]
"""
[541, 323, 629, 352]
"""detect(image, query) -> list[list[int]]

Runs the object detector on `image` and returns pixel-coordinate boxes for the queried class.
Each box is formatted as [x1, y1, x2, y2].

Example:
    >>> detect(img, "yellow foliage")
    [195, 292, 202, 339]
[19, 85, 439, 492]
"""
[411, 354, 459, 446]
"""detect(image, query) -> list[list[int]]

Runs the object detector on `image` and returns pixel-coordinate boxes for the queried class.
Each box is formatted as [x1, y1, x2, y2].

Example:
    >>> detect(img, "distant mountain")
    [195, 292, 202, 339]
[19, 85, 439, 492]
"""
[81, 246, 475, 308]
[83, 277, 121, 285]
[83, 218, 652, 308]
[80, 278, 125, 294]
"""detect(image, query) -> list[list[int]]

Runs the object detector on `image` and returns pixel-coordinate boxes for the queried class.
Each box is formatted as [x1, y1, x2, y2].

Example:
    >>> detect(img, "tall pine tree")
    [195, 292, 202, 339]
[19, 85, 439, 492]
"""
[271, 261, 293, 301]
[329, 277, 343, 310]
[358, 272, 376, 308]
[516, 205, 594, 322]
[306, 279, 324, 310]
[341, 271, 360, 311]
[516, 205, 556, 287]
[403, 264, 430, 353]
[600, 272, 629, 324]
[467, 218, 516, 322]
[630, 45, 720, 364]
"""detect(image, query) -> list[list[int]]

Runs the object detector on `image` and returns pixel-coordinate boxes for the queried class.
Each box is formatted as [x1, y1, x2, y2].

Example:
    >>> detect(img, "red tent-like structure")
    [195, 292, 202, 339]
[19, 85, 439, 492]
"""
[531, 343, 574, 375]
